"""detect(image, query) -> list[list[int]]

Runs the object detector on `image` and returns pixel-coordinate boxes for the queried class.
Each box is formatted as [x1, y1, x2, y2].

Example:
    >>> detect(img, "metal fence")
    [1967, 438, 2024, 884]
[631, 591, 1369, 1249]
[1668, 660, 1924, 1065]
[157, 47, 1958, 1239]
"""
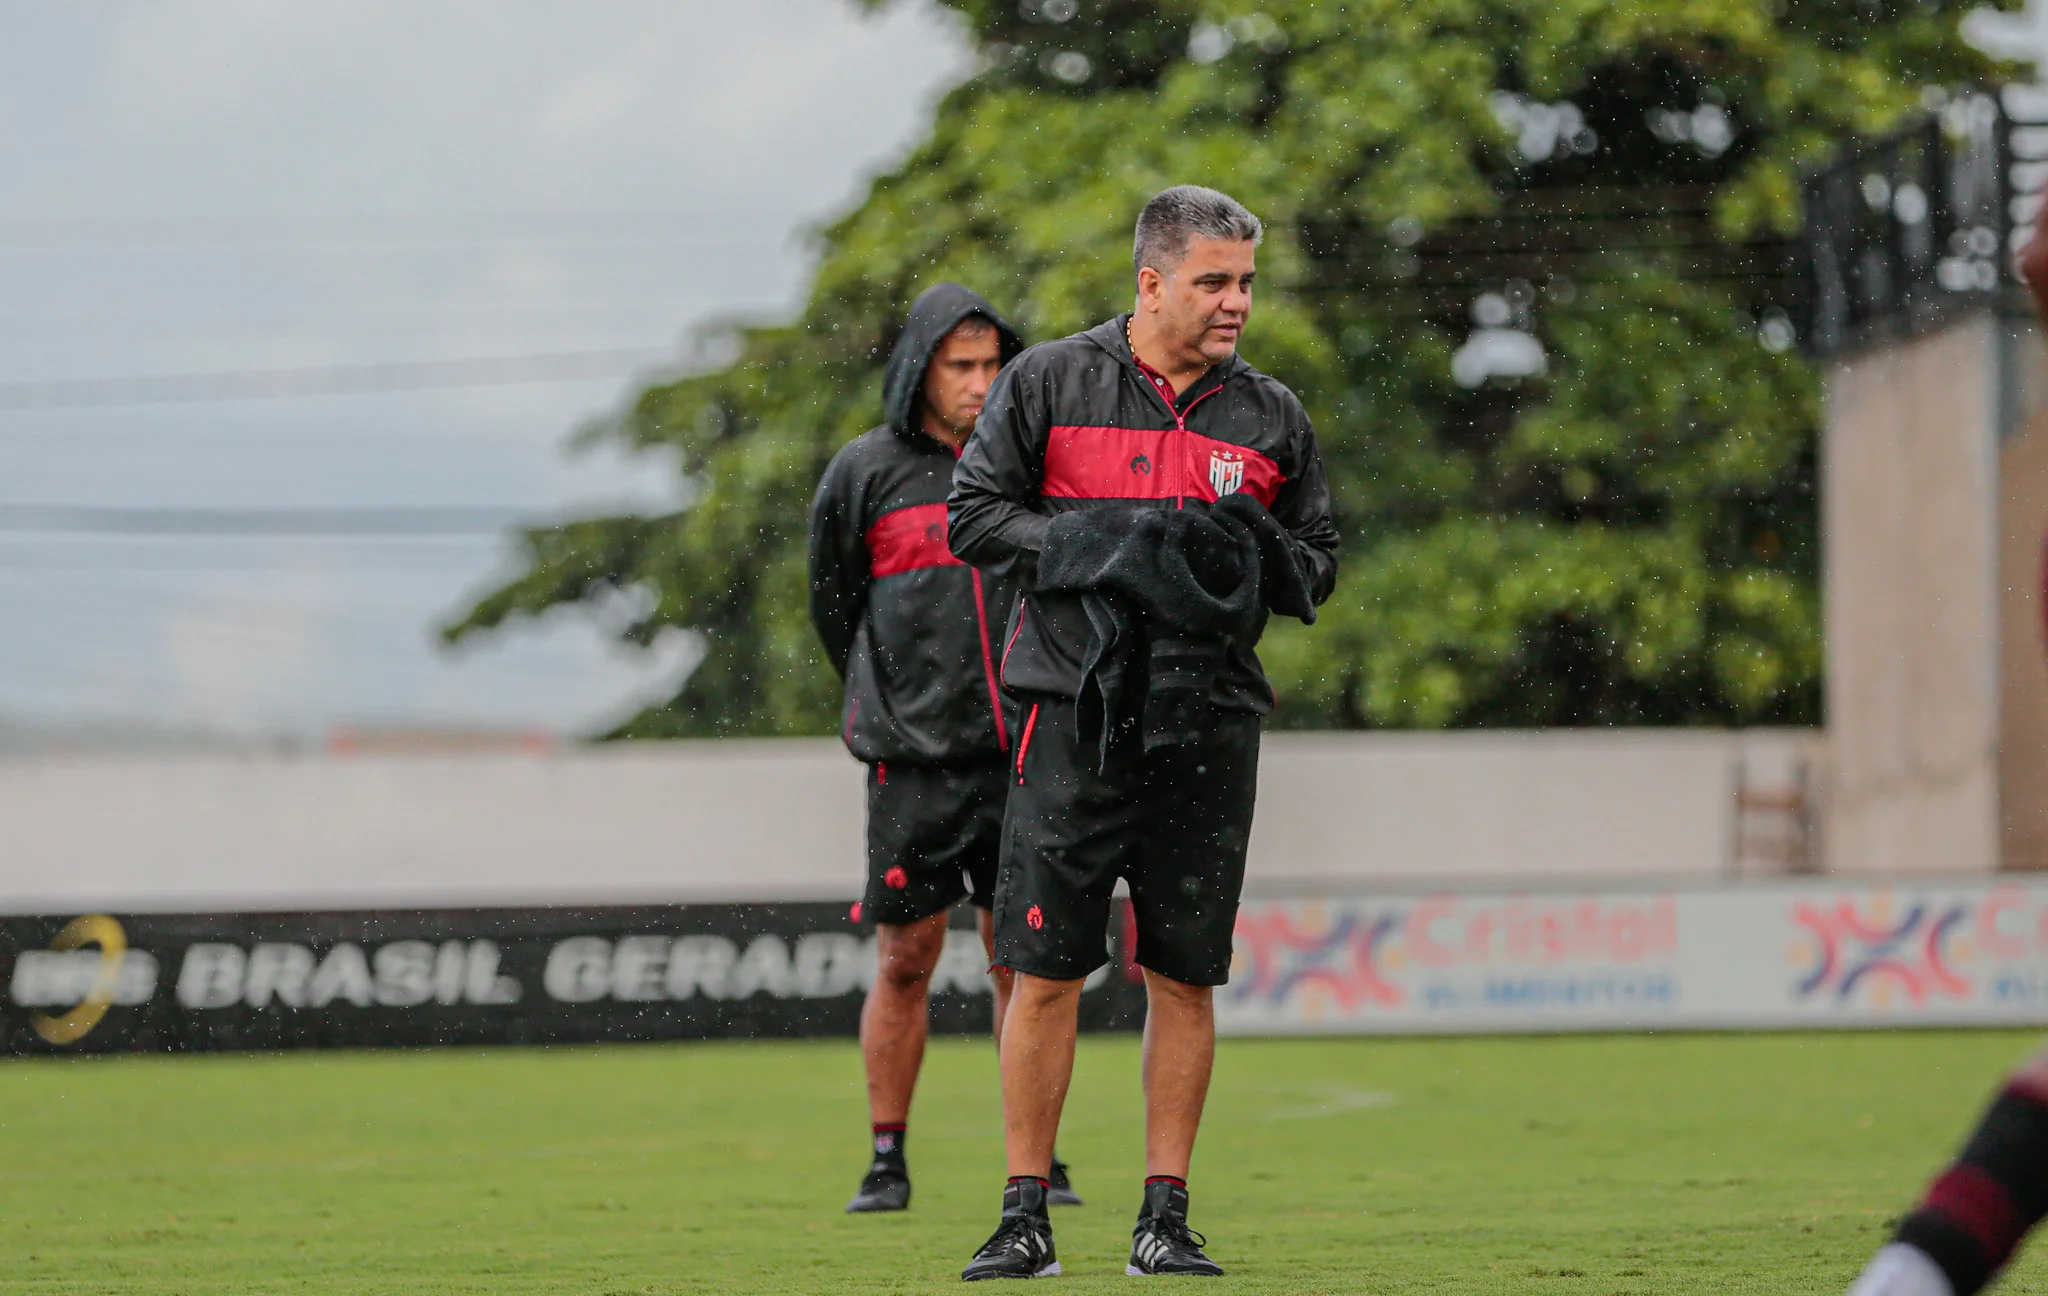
[1803, 87, 2048, 357]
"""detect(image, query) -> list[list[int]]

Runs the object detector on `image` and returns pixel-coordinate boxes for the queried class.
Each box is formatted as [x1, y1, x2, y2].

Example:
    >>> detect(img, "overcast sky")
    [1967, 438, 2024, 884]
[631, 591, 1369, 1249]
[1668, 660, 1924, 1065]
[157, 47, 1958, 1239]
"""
[0, 0, 969, 741]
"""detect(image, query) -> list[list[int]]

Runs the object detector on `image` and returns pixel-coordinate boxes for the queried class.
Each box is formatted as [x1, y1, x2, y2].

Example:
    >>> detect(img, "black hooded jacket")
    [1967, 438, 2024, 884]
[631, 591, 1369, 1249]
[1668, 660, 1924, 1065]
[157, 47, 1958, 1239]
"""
[809, 284, 1025, 765]
[947, 314, 1338, 715]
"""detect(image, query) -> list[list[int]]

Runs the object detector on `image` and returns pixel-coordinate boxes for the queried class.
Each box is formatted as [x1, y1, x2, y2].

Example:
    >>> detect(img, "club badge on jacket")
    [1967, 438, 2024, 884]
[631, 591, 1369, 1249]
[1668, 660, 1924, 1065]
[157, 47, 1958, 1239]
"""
[1209, 451, 1245, 497]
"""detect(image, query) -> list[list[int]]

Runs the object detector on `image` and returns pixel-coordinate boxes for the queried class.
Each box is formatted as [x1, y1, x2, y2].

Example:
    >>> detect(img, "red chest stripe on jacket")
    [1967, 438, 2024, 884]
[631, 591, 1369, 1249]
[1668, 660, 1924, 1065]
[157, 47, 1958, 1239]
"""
[867, 503, 963, 578]
[1041, 425, 1282, 506]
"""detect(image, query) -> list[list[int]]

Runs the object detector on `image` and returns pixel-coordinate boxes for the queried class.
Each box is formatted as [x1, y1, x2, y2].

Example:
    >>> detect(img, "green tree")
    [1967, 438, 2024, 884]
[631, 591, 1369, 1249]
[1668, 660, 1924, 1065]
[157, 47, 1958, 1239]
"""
[443, 0, 1999, 737]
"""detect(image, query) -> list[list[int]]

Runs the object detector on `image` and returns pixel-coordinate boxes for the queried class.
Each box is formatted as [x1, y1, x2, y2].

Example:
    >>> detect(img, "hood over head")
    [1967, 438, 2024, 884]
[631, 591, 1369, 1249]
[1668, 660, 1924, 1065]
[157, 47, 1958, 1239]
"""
[881, 283, 1023, 442]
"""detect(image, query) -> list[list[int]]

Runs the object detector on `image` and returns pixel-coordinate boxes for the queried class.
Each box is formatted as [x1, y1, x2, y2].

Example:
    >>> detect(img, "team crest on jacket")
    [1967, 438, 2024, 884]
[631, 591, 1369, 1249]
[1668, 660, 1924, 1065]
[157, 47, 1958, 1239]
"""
[1209, 450, 1245, 497]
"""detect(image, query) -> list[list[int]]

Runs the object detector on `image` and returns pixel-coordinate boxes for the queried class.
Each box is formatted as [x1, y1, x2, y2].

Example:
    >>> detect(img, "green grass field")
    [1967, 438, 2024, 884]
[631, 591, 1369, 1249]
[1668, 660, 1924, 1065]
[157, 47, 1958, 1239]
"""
[2, 1031, 2045, 1294]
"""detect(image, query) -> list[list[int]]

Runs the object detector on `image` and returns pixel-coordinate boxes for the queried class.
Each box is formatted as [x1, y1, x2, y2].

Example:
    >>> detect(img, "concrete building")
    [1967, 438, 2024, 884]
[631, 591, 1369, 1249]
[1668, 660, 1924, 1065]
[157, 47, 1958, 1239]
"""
[1805, 90, 2048, 875]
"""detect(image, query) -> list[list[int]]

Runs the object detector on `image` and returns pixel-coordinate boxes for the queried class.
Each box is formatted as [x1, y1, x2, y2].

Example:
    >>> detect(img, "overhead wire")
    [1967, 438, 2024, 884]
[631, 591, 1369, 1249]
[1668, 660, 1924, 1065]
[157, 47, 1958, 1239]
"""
[0, 347, 674, 411]
[0, 213, 724, 722]
[0, 504, 535, 536]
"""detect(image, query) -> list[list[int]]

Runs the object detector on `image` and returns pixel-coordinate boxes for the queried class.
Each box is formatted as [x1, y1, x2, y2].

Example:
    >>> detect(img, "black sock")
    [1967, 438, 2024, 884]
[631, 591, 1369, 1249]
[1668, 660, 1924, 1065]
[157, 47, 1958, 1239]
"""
[1896, 1082, 2048, 1295]
[1006, 1172, 1051, 1207]
[1142, 1174, 1189, 1222]
[1006, 1173, 1051, 1214]
[871, 1122, 907, 1172]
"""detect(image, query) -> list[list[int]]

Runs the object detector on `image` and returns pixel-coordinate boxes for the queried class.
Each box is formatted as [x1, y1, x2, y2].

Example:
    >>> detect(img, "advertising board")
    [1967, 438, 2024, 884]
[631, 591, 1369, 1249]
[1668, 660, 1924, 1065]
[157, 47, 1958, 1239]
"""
[0, 903, 1142, 1056]
[7, 881, 2046, 1054]
[1222, 881, 2048, 1034]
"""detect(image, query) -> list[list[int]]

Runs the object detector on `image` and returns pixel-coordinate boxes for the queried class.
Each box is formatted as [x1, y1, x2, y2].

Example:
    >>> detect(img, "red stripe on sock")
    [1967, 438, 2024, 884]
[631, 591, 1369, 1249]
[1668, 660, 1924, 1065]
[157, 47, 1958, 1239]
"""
[1145, 1175, 1187, 1188]
[2006, 1075, 2048, 1109]
[1926, 1162, 2025, 1267]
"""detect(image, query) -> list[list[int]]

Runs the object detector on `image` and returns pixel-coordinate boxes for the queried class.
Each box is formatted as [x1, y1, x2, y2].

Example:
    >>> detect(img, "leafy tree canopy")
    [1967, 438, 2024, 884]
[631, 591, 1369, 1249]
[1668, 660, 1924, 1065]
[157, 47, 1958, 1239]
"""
[444, 0, 1998, 737]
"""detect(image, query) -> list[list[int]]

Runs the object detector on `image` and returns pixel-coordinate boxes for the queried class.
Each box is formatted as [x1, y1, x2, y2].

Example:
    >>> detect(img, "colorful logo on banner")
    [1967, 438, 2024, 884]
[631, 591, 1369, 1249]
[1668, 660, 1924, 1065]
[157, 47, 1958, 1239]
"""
[1230, 906, 1404, 1011]
[1225, 896, 1678, 1023]
[8, 915, 153, 1045]
[1787, 889, 2042, 1011]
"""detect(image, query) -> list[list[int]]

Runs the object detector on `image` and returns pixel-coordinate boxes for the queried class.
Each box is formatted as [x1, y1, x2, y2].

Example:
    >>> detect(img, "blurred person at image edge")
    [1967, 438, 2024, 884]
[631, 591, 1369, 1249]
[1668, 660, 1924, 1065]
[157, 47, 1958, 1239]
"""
[809, 283, 1084, 1216]
[946, 186, 1338, 1280]
[1843, 222, 2048, 1296]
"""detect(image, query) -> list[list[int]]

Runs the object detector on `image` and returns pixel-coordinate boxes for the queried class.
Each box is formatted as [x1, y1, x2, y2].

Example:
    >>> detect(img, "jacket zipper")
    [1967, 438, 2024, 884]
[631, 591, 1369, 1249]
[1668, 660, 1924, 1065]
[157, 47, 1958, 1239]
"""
[1133, 356, 1225, 509]
[947, 437, 1010, 753]
[970, 569, 1009, 751]
[1000, 603, 1028, 680]
[1172, 382, 1225, 508]
[1015, 703, 1040, 786]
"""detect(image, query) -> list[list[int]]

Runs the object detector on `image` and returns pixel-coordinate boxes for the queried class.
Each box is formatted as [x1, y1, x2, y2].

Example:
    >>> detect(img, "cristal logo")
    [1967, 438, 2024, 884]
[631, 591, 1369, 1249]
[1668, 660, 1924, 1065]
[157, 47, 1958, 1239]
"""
[884, 866, 909, 890]
[9, 915, 158, 1045]
[924, 522, 944, 542]
[1226, 896, 1680, 1014]
[1027, 905, 1045, 930]
[1130, 454, 1152, 475]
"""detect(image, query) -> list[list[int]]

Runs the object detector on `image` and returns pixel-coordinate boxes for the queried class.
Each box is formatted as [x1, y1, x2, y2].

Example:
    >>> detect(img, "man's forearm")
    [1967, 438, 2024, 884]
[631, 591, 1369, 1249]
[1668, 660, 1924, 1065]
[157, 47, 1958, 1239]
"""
[947, 489, 1049, 570]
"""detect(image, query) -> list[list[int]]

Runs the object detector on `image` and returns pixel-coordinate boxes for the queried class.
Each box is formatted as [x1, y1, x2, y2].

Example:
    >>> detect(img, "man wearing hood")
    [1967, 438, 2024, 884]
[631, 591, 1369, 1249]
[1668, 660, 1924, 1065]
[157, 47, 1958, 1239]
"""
[810, 283, 1080, 1216]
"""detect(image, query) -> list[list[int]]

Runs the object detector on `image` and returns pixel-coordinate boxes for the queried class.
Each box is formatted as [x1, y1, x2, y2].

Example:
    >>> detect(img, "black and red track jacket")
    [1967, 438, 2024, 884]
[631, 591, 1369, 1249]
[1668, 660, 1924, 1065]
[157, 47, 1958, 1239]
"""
[947, 313, 1339, 715]
[809, 284, 1025, 765]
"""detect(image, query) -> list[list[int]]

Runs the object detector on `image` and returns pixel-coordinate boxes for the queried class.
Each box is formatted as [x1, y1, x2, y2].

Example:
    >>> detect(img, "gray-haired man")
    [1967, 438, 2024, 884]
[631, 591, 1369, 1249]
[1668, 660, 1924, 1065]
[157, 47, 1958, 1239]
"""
[947, 185, 1339, 1279]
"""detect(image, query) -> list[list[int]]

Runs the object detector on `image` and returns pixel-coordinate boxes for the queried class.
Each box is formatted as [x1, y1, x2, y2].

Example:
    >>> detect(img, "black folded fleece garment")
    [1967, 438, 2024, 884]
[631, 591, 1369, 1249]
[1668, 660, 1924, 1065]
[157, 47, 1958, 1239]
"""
[1035, 493, 1317, 770]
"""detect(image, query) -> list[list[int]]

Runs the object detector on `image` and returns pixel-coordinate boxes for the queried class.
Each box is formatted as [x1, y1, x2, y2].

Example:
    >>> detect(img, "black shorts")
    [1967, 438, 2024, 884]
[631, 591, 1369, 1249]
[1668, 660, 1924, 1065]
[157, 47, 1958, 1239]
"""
[992, 696, 1259, 987]
[861, 760, 1008, 926]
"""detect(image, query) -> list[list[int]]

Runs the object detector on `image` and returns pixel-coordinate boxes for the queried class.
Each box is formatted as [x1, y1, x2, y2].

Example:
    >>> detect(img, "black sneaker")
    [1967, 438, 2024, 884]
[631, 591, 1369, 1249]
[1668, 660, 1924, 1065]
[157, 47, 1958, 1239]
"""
[845, 1161, 910, 1213]
[962, 1179, 1061, 1280]
[1047, 1157, 1084, 1207]
[1126, 1180, 1222, 1277]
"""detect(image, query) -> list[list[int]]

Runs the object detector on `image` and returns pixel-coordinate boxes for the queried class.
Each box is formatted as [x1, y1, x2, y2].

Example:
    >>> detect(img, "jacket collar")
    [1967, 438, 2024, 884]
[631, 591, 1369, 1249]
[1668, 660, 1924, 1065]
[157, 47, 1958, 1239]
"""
[1084, 313, 1245, 400]
[896, 421, 962, 456]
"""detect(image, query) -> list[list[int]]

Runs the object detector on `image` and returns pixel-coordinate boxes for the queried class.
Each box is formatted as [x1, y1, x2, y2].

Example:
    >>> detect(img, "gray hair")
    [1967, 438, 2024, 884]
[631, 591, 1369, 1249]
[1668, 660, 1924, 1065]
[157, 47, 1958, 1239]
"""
[1133, 185, 1263, 279]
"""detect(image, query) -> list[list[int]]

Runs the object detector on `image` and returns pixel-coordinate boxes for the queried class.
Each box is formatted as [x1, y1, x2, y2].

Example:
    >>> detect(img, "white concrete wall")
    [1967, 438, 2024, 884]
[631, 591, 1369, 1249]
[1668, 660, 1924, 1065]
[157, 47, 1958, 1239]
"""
[0, 730, 1815, 915]
[1999, 319, 2048, 872]
[1245, 730, 1810, 894]
[1822, 315, 2002, 876]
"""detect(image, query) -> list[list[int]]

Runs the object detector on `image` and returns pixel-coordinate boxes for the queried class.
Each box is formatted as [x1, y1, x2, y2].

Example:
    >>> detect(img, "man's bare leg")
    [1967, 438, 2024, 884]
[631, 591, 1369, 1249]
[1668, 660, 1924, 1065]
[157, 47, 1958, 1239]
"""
[847, 911, 949, 1211]
[963, 969, 1075, 1279]
[982, 913, 1082, 1204]
[862, 911, 949, 1124]
[977, 908, 1017, 1040]
[1140, 969, 1215, 1179]
[1000, 972, 1083, 1178]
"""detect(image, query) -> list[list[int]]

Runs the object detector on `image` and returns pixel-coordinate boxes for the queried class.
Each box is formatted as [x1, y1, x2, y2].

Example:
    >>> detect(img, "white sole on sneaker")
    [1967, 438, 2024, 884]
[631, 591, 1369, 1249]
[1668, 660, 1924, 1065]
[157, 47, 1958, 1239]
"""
[1845, 1244, 1954, 1296]
[1035, 1262, 1062, 1277]
[1124, 1265, 1219, 1277]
